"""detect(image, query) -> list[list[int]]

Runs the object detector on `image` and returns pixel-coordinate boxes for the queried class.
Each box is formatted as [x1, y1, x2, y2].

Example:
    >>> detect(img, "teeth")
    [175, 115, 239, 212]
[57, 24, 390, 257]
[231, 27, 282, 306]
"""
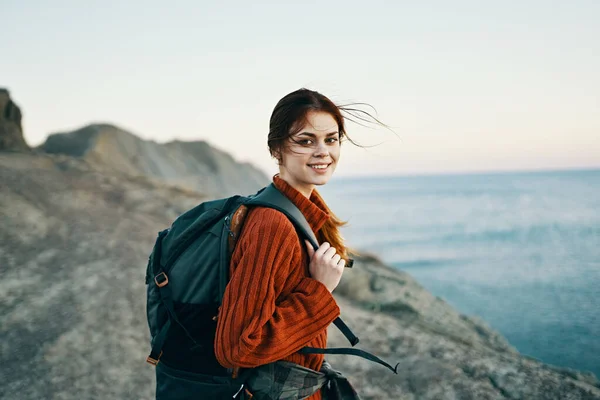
[309, 164, 328, 169]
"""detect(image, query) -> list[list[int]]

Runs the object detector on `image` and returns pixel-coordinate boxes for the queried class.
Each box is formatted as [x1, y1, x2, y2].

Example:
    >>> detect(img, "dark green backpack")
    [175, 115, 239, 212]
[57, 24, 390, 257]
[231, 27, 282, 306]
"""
[145, 183, 397, 399]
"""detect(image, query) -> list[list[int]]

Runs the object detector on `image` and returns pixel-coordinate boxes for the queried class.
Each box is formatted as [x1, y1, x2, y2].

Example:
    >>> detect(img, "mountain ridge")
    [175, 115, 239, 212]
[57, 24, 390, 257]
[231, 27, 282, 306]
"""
[39, 122, 270, 198]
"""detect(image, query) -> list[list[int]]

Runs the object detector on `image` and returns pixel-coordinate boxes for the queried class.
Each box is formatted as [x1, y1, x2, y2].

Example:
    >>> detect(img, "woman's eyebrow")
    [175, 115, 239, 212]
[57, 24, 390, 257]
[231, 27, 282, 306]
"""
[297, 131, 339, 137]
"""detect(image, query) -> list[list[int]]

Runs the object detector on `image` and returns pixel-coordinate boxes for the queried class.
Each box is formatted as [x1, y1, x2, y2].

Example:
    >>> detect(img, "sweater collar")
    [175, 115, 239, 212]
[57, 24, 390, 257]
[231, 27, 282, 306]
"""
[272, 174, 330, 234]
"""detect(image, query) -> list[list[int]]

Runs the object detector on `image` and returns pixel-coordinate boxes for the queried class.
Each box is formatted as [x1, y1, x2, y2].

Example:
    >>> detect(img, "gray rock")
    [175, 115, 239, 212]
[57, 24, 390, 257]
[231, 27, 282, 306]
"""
[0, 89, 30, 152]
[335, 254, 515, 353]
[327, 295, 600, 400]
[0, 152, 202, 400]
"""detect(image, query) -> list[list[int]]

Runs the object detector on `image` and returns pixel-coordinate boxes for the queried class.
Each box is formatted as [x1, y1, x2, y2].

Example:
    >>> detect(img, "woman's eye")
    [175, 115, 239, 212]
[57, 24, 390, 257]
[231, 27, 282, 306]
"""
[295, 137, 338, 146]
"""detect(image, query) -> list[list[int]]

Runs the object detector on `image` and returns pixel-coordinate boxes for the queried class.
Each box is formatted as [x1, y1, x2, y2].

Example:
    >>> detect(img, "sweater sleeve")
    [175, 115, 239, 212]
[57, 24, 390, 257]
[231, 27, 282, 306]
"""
[214, 208, 340, 369]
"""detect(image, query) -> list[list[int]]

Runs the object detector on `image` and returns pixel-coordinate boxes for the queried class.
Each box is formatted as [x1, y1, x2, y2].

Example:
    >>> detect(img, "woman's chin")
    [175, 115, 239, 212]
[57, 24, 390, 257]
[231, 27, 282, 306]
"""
[307, 171, 333, 185]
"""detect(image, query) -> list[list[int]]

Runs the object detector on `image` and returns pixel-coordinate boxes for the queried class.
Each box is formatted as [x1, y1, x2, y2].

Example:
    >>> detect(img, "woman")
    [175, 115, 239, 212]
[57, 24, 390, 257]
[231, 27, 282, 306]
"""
[214, 88, 374, 399]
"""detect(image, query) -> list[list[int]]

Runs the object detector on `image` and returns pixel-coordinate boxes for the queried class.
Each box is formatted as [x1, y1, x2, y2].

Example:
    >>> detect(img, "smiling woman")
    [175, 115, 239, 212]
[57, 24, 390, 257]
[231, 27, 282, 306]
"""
[265, 88, 387, 270]
[214, 88, 388, 400]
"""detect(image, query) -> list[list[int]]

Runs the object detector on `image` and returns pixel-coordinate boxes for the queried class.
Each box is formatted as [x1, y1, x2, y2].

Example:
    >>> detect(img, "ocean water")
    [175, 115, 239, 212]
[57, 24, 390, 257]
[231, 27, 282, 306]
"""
[319, 169, 600, 378]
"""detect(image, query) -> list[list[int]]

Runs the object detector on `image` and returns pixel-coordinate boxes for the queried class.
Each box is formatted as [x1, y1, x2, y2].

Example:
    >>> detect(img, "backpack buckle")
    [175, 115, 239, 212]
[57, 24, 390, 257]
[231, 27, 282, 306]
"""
[154, 272, 169, 288]
[146, 351, 163, 366]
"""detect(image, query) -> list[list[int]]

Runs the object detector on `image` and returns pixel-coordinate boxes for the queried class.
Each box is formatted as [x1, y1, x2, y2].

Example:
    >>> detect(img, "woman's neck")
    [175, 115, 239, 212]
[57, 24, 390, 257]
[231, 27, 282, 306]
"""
[275, 173, 314, 199]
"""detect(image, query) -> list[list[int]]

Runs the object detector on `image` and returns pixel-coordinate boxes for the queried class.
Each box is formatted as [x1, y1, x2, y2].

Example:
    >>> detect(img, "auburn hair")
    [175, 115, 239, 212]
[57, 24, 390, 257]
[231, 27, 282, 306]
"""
[267, 88, 389, 264]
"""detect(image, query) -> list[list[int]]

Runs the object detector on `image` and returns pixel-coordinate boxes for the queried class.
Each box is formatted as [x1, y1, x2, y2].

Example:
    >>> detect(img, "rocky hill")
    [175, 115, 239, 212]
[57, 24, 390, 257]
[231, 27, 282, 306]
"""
[40, 123, 269, 198]
[1, 91, 599, 399]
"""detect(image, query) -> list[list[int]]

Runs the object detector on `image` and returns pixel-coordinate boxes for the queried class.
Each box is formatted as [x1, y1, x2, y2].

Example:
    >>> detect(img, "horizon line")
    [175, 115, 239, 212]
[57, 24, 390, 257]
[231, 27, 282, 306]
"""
[333, 165, 600, 180]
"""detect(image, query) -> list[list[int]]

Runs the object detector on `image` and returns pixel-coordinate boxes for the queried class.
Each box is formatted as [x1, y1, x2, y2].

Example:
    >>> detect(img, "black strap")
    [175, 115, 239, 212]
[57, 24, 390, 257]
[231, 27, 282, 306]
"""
[156, 271, 198, 346]
[333, 318, 359, 346]
[246, 184, 320, 250]
[147, 230, 198, 362]
[148, 319, 171, 362]
[246, 184, 359, 348]
[299, 347, 399, 374]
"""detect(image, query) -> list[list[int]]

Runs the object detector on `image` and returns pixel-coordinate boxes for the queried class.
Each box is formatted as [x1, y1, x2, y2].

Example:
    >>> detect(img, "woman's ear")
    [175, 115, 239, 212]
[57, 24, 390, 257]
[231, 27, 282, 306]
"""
[272, 150, 283, 165]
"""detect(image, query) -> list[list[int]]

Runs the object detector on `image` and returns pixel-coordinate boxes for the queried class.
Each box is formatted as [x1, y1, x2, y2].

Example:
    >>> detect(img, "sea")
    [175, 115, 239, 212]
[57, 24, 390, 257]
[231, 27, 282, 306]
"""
[318, 168, 600, 378]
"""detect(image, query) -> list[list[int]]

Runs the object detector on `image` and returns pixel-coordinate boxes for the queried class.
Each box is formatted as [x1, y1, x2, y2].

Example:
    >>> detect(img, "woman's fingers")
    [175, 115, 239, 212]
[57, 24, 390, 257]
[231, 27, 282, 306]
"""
[306, 242, 345, 293]
[323, 246, 337, 260]
[332, 254, 341, 265]
[309, 242, 345, 269]
[315, 242, 331, 258]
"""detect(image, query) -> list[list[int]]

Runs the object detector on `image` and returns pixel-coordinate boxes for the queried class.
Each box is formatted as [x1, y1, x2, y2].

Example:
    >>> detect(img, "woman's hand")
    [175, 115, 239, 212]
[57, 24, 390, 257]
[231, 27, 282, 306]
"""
[305, 241, 345, 293]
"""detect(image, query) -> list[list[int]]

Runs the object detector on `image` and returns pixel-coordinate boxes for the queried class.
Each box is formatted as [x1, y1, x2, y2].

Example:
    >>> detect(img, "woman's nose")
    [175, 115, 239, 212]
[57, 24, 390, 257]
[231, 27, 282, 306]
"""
[314, 141, 329, 157]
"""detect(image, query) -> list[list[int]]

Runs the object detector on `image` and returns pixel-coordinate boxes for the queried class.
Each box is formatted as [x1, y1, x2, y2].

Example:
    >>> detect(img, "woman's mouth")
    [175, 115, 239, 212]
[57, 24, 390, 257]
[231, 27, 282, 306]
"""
[307, 163, 331, 174]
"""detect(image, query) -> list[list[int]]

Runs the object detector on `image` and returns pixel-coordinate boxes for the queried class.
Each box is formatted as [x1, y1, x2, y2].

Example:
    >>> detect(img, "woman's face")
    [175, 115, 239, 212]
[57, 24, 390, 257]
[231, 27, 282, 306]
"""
[278, 111, 340, 198]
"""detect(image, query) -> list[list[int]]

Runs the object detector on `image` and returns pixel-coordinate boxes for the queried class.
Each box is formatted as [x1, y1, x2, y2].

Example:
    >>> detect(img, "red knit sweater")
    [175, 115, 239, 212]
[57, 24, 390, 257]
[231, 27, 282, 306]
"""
[214, 175, 341, 400]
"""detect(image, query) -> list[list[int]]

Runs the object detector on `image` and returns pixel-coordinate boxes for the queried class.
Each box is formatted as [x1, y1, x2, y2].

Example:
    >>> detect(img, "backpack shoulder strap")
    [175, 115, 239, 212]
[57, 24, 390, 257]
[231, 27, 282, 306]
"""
[245, 183, 319, 250]
[245, 183, 354, 267]
[244, 184, 360, 347]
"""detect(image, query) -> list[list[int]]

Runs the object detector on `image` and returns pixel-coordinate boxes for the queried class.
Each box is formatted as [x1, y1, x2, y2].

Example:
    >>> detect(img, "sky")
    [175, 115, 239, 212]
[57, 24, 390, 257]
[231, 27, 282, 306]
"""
[2, 0, 599, 177]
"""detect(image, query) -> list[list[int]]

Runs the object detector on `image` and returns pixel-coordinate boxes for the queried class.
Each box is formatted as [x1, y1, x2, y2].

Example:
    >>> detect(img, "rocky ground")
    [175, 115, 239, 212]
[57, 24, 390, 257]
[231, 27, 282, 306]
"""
[1, 152, 599, 399]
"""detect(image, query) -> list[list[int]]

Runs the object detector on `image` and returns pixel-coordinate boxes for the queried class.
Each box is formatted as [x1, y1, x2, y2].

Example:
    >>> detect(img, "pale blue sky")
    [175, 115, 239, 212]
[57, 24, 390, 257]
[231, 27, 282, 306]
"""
[2, 0, 599, 177]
